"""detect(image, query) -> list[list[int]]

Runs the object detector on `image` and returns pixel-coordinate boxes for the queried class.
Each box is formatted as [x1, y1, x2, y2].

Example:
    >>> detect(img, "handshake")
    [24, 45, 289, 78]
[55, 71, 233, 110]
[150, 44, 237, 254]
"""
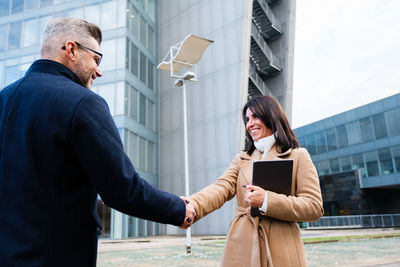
[179, 196, 196, 229]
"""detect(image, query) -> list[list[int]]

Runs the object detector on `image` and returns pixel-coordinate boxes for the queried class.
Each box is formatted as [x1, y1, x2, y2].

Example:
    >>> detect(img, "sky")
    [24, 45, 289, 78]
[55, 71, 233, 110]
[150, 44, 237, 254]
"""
[292, 0, 400, 128]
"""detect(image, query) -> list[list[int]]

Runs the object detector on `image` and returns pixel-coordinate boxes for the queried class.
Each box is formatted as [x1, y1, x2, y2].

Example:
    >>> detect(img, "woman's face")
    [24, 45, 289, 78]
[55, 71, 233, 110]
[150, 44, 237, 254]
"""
[245, 108, 273, 141]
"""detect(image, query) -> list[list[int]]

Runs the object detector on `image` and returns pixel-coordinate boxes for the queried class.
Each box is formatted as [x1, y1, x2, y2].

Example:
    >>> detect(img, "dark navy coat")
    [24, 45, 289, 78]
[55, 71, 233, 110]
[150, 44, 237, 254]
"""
[0, 60, 185, 266]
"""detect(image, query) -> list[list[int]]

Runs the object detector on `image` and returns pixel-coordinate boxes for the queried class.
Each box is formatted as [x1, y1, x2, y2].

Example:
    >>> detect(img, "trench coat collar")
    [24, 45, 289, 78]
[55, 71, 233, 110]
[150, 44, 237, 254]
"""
[239, 145, 292, 160]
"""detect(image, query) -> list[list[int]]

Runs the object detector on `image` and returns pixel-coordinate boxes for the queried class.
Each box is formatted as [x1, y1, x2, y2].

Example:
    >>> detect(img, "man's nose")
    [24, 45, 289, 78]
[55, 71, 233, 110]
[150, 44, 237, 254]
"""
[95, 67, 102, 78]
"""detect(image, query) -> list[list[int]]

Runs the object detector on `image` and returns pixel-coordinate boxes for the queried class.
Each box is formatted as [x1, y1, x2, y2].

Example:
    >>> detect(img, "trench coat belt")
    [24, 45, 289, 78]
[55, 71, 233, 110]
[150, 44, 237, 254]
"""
[234, 207, 273, 267]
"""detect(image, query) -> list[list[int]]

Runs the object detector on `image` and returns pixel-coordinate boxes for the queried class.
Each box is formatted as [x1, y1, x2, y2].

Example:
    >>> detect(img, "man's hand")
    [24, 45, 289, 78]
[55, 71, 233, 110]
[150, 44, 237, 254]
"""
[179, 196, 196, 229]
[244, 185, 266, 208]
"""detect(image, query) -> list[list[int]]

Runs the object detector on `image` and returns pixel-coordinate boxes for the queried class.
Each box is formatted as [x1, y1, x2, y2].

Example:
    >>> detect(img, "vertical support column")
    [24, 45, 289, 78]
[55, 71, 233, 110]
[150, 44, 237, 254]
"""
[111, 209, 123, 239]
[182, 81, 191, 254]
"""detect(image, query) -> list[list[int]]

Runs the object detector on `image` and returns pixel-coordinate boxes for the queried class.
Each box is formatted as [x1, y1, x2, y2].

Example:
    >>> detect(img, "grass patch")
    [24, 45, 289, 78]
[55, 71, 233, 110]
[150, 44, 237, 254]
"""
[303, 233, 400, 244]
[208, 233, 400, 246]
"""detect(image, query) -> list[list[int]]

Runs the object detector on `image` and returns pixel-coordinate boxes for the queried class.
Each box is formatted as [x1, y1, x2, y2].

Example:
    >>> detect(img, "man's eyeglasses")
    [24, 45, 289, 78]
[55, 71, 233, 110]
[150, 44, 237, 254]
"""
[62, 41, 103, 66]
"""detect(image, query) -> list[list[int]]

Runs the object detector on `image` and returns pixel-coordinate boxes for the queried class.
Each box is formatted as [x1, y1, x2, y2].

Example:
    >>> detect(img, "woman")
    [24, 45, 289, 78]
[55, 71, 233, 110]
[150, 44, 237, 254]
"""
[187, 96, 323, 267]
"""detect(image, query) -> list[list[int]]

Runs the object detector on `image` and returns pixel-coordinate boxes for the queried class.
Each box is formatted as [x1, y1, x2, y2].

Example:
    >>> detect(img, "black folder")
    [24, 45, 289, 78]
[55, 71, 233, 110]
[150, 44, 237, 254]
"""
[250, 159, 293, 217]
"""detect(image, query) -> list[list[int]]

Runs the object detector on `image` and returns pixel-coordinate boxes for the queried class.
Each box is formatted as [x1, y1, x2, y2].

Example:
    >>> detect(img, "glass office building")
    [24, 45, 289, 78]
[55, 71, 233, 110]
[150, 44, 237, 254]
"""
[0, 0, 158, 239]
[295, 93, 400, 189]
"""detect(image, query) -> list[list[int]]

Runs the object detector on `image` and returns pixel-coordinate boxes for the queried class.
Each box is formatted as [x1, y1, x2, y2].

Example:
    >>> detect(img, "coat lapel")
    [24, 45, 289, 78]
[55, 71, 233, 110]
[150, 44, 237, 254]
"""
[238, 150, 262, 185]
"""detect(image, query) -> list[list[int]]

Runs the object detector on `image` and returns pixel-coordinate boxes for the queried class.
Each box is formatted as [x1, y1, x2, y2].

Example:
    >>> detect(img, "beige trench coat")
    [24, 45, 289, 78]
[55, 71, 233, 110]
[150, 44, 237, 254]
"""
[189, 146, 323, 267]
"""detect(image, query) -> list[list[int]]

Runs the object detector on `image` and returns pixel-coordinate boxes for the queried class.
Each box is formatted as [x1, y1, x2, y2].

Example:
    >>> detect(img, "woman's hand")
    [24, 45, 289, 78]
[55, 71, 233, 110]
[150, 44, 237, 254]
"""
[244, 185, 266, 208]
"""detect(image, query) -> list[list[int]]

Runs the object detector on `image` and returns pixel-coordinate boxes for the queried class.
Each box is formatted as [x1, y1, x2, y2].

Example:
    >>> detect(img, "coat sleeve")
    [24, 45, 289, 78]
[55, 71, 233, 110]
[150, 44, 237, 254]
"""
[71, 93, 185, 226]
[188, 154, 240, 222]
[265, 148, 324, 222]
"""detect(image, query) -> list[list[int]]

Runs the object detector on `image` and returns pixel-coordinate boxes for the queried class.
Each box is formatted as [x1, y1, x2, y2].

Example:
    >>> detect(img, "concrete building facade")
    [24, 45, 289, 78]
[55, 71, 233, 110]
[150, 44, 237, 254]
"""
[158, 0, 296, 235]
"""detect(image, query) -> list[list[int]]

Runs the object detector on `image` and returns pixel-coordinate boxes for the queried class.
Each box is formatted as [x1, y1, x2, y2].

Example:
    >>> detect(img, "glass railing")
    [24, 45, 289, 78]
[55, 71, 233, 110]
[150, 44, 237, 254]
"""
[305, 214, 400, 229]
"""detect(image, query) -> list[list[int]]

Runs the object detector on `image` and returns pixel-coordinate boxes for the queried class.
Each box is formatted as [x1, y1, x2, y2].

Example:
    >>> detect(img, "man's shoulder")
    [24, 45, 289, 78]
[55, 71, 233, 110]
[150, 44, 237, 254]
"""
[28, 70, 100, 104]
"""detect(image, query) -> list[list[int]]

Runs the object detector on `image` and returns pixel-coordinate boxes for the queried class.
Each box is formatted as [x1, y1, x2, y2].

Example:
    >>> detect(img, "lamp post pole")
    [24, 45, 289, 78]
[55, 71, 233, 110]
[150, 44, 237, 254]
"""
[157, 34, 213, 255]
[182, 80, 191, 254]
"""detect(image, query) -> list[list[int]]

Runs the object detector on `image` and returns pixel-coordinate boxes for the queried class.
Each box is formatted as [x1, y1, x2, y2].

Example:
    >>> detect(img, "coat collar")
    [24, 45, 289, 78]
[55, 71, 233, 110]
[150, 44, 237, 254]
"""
[239, 145, 292, 160]
[26, 59, 84, 87]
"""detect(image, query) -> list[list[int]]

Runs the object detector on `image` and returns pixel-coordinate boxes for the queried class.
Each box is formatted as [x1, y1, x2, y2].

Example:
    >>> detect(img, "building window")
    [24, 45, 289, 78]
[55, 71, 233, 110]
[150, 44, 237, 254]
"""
[315, 131, 327, 154]
[19, 63, 30, 77]
[317, 160, 330, 175]
[97, 83, 115, 115]
[130, 42, 139, 77]
[147, 25, 154, 55]
[330, 158, 340, 173]
[336, 124, 348, 148]
[139, 93, 146, 125]
[147, 99, 154, 131]
[5, 65, 19, 85]
[365, 151, 379, 177]
[392, 145, 400, 173]
[147, 141, 154, 173]
[115, 82, 125, 115]
[351, 153, 366, 178]
[126, 84, 138, 121]
[359, 117, 374, 142]
[340, 156, 352, 171]
[85, 4, 100, 25]
[346, 121, 362, 145]
[127, 3, 139, 38]
[140, 15, 146, 48]
[138, 136, 146, 170]
[298, 135, 305, 147]
[0, 1, 10, 17]
[386, 108, 400, 136]
[40, 0, 53, 8]
[0, 25, 8, 52]
[8, 21, 22, 50]
[139, 51, 146, 84]
[12, 0, 23, 14]
[100, 39, 116, 71]
[101, 1, 117, 30]
[325, 128, 337, 151]
[378, 148, 394, 175]
[23, 18, 38, 47]
[25, 0, 39, 9]
[372, 113, 388, 139]
[305, 134, 316, 155]
[147, 60, 154, 91]
[39, 16, 52, 43]
[126, 130, 138, 167]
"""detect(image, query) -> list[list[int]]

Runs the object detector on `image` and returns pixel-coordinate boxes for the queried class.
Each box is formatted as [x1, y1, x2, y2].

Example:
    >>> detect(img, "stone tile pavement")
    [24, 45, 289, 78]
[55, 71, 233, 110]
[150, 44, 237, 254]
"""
[97, 228, 400, 266]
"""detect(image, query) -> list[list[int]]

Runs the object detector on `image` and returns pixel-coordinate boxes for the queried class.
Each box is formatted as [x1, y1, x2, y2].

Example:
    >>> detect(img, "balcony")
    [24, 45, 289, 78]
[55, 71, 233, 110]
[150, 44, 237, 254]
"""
[248, 59, 273, 97]
[253, 0, 282, 40]
[250, 23, 282, 77]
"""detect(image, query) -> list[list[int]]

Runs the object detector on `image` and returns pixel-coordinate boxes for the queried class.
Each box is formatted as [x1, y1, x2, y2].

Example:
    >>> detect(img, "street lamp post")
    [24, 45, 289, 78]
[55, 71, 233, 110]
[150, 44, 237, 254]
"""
[157, 34, 213, 254]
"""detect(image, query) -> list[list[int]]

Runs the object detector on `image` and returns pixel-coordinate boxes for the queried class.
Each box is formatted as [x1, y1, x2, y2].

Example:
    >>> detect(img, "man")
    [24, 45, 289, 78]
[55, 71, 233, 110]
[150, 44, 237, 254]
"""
[0, 18, 195, 266]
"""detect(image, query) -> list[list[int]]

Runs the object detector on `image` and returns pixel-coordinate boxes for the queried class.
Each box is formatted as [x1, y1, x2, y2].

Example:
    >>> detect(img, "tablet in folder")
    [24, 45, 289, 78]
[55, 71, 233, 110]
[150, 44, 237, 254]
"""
[250, 159, 293, 217]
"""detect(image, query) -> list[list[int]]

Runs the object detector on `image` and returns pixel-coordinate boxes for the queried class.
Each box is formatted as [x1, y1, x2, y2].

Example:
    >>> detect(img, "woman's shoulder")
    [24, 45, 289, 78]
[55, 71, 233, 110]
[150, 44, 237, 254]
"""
[236, 151, 251, 161]
[287, 147, 310, 158]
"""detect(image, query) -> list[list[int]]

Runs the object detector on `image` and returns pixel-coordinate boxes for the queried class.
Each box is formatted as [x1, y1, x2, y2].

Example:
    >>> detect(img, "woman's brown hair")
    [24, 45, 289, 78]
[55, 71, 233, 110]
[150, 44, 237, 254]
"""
[242, 96, 299, 155]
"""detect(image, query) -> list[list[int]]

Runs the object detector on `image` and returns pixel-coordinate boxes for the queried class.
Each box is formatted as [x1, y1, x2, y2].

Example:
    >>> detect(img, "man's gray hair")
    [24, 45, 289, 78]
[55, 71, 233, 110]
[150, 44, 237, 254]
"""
[41, 17, 102, 58]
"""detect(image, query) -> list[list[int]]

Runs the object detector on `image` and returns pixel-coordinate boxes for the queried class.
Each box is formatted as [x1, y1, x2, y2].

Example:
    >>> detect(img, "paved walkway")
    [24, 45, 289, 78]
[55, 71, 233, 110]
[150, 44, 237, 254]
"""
[97, 228, 400, 266]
